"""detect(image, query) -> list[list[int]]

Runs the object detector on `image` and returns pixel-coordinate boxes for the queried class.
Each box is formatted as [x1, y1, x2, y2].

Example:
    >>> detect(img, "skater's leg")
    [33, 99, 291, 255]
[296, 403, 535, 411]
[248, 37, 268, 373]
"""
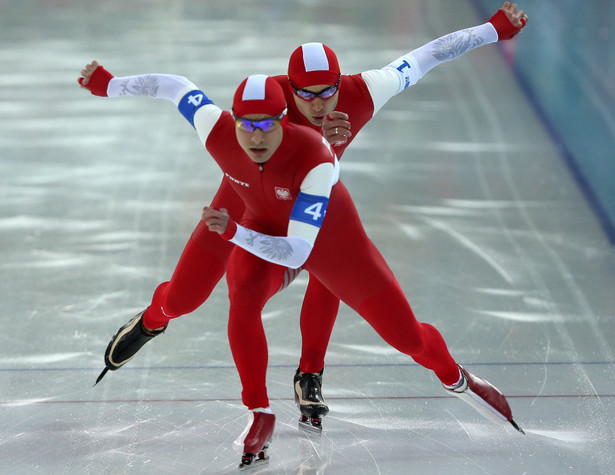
[293, 276, 337, 428]
[95, 221, 233, 383]
[358, 279, 521, 430]
[144, 179, 244, 328]
[298, 275, 340, 373]
[226, 248, 286, 409]
[143, 220, 232, 329]
[357, 277, 460, 385]
[305, 186, 460, 385]
[225, 249, 285, 466]
[228, 301, 270, 409]
[305, 183, 520, 429]
[96, 181, 244, 382]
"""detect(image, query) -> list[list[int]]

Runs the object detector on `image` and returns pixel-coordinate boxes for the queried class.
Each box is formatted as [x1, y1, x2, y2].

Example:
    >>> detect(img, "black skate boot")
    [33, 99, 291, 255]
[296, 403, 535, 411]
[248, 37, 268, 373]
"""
[234, 411, 276, 471]
[445, 365, 524, 434]
[294, 368, 329, 433]
[94, 310, 167, 385]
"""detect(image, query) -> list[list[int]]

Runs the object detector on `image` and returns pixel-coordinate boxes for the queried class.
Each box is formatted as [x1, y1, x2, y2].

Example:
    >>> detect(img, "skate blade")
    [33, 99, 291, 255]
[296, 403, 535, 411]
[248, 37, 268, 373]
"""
[298, 416, 323, 435]
[93, 367, 109, 387]
[510, 418, 526, 435]
[238, 453, 269, 472]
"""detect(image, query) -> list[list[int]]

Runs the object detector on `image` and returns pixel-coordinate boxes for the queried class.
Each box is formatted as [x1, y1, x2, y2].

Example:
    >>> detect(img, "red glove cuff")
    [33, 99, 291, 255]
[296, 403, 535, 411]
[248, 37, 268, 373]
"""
[78, 66, 114, 97]
[220, 219, 238, 241]
[489, 9, 522, 41]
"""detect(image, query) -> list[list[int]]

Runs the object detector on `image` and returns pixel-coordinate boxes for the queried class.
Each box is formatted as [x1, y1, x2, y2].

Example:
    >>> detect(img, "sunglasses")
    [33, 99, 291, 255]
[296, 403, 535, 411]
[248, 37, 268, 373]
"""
[289, 76, 341, 102]
[233, 109, 287, 132]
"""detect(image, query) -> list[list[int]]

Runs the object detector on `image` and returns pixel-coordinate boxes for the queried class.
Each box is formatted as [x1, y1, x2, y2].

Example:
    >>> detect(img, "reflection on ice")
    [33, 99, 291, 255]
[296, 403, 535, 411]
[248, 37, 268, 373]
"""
[477, 310, 563, 322]
[0, 352, 91, 365]
[528, 429, 590, 444]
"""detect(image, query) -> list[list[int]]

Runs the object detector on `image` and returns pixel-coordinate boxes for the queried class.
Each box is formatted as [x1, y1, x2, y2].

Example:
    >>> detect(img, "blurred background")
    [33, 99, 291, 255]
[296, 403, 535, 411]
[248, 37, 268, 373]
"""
[477, 0, 615, 241]
[1, 1, 614, 474]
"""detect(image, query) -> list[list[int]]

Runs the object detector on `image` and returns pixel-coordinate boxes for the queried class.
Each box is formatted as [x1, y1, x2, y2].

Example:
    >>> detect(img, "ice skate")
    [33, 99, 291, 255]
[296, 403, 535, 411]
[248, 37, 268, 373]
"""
[234, 411, 276, 471]
[445, 365, 524, 434]
[294, 368, 329, 433]
[94, 310, 167, 385]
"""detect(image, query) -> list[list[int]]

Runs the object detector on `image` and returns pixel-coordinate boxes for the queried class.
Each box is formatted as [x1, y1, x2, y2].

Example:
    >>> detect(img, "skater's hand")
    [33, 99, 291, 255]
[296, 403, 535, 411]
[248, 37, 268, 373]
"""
[490, 3, 528, 40]
[202, 207, 230, 234]
[500, 2, 528, 29]
[322, 111, 352, 147]
[79, 60, 101, 87]
[78, 60, 113, 96]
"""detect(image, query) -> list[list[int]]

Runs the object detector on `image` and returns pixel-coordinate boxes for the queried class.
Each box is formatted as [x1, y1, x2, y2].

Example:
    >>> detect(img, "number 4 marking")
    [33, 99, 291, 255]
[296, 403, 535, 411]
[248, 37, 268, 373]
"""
[188, 93, 203, 106]
[304, 202, 323, 221]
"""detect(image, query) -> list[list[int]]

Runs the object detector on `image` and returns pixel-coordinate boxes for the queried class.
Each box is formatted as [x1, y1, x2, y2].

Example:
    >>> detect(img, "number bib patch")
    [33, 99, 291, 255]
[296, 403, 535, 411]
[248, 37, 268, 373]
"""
[290, 192, 329, 228]
[178, 90, 214, 127]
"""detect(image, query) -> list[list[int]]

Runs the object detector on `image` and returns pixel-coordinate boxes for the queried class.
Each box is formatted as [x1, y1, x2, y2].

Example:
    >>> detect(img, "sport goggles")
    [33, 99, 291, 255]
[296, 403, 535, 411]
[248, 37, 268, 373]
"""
[233, 109, 287, 132]
[289, 76, 341, 102]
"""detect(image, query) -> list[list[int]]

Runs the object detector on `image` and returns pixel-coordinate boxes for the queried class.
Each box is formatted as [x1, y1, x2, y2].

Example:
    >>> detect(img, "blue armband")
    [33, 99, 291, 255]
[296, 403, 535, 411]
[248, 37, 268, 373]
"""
[290, 192, 329, 228]
[177, 90, 214, 127]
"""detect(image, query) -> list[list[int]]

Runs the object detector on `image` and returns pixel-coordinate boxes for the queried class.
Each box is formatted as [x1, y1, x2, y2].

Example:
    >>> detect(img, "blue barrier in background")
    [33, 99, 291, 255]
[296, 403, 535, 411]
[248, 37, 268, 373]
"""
[472, 0, 615, 243]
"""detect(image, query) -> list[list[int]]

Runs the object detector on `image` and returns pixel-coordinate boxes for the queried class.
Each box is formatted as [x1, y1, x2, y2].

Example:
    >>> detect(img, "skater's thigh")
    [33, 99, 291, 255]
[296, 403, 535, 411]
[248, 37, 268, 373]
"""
[306, 181, 394, 308]
[226, 248, 287, 308]
[190, 219, 234, 265]
[162, 233, 229, 314]
[308, 231, 394, 310]
[301, 274, 341, 318]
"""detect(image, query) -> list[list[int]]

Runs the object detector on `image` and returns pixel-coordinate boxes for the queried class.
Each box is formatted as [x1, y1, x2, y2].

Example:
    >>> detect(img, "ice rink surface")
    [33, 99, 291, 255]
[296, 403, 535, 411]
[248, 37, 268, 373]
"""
[1, 1, 614, 474]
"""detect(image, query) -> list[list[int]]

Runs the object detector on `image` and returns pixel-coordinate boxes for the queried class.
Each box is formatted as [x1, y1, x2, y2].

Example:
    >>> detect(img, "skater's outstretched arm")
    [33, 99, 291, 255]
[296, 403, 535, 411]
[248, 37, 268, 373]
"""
[362, 1, 529, 114]
[78, 62, 229, 147]
[79, 61, 199, 103]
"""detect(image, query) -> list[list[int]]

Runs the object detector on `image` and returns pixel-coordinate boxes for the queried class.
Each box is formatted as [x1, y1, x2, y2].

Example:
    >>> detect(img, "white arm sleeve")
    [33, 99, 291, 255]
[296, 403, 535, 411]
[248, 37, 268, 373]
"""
[229, 161, 337, 269]
[107, 74, 198, 104]
[229, 226, 313, 269]
[362, 22, 498, 114]
[107, 73, 224, 144]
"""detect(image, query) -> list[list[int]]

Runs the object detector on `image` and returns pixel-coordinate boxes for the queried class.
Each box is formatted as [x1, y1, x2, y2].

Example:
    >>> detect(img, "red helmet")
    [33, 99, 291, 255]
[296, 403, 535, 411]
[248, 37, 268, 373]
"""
[288, 42, 340, 88]
[233, 74, 287, 117]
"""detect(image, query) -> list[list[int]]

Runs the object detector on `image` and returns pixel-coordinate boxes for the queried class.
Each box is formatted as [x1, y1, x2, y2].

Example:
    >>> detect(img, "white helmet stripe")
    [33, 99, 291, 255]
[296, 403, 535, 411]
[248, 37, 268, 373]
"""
[302, 42, 329, 72]
[242, 74, 268, 101]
